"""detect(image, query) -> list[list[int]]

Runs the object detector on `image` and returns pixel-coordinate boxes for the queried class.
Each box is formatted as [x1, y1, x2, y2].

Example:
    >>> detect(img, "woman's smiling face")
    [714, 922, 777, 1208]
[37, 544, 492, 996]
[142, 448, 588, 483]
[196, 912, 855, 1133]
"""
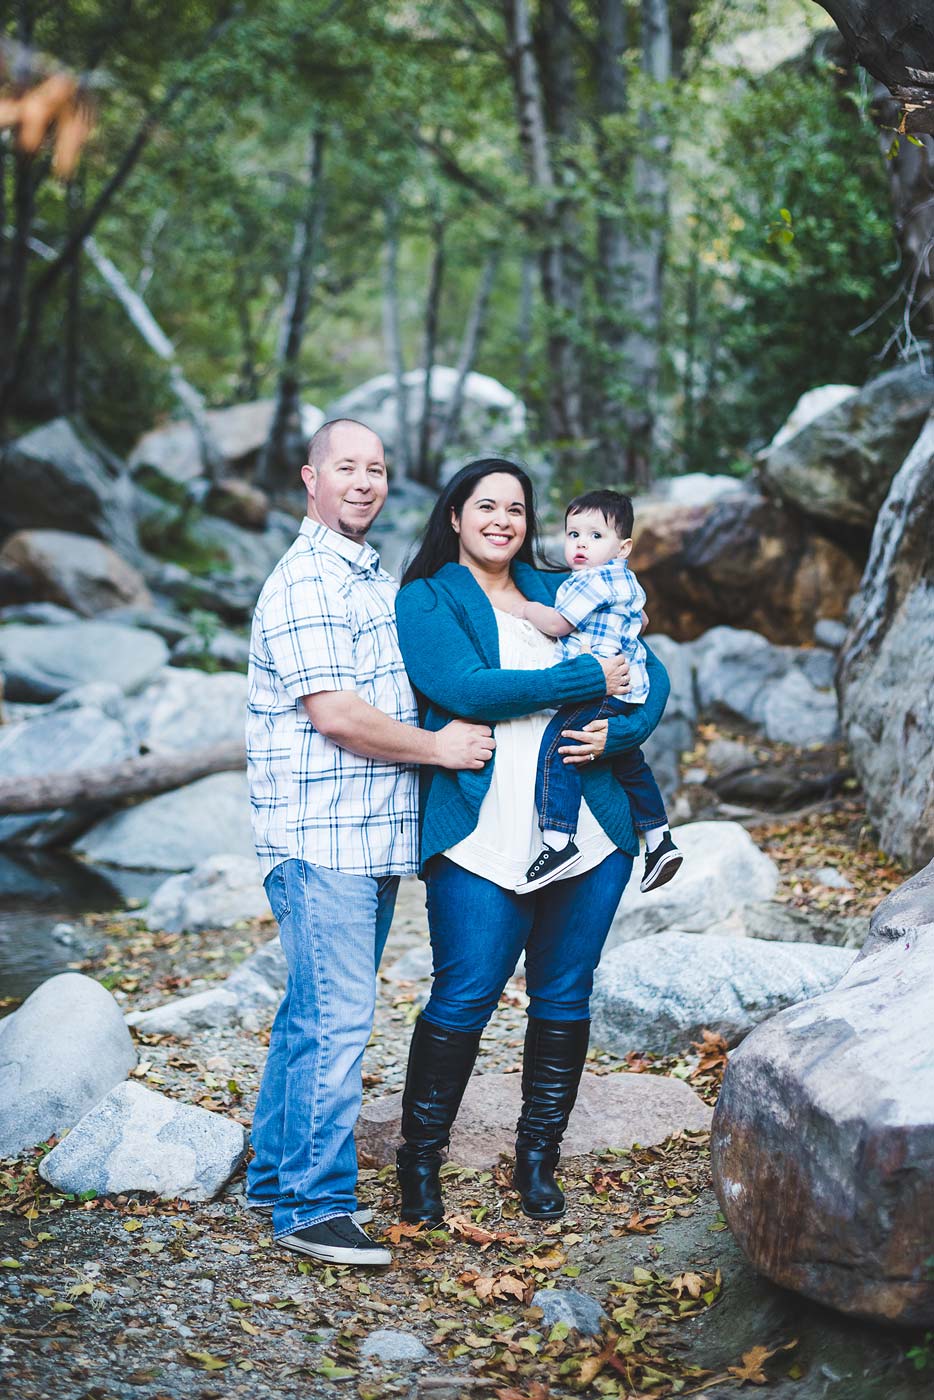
[453, 472, 528, 571]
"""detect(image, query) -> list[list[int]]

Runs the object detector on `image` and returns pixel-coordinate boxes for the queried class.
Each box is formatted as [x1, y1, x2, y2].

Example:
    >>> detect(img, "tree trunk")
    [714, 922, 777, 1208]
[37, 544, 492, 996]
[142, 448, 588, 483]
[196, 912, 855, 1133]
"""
[382, 195, 411, 480]
[815, 2, 934, 134]
[0, 740, 246, 816]
[258, 126, 326, 492]
[875, 87, 934, 343]
[63, 173, 83, 415]
[506, 0, 584, 456]
[434, 249, 500, 467]
[415, 209, 446, 485]
[594, 0, 630, 473]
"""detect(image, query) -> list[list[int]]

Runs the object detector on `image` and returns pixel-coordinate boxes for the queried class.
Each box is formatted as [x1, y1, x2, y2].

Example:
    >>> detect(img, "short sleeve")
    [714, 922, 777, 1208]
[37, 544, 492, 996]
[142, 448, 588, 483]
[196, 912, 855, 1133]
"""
[554, 570, 610, 628]
[261, 574, 356, 700]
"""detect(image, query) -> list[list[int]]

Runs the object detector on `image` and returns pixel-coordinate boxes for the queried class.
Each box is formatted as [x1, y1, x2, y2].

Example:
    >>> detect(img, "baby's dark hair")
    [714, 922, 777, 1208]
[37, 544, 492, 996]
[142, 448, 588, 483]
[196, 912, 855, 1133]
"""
[565, 489, 634, 539]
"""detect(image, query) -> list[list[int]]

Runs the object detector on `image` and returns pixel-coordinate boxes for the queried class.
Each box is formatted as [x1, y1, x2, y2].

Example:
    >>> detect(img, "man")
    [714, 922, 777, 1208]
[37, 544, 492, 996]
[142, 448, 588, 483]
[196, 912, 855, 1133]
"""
[245, 418, 494, 1266]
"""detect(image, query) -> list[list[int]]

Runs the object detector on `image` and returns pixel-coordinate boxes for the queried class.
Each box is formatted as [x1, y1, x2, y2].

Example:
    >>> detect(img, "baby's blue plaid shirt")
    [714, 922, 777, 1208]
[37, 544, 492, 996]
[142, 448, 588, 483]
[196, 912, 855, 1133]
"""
[246, 518, 419, 880]
[555, 560, 650, 704]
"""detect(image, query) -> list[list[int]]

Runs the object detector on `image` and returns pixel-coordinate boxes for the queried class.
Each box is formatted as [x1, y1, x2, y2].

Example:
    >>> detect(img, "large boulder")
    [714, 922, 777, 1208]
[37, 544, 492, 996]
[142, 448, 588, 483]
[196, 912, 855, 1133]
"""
[73, 771, 253, 871]
[637, 492, 862, 645]
[758, 365, 934, 541]
[765, 383, 858, 450]
[0, 530, 151, 617]
[710, 860, 934, 1327]
[126, 932, 285, 1035]
[0, 699, 137, 847]
[0, 621, 168, 702]
[129, 400, 324, 488]
[0, 972, 136, 1157]
[0, 418, 137, 552]
[591, 931, 854, 1057]
[326, 367, 526, 471]
[838, 411, 934, 869]
[39, 1080, 248, 1201]
[356, 1070, 712, 1169]
[143, 854, 269, 933]
[126, 667, 247, 754]
[640, 633, 696, 800]
[606, 821, 779, 947]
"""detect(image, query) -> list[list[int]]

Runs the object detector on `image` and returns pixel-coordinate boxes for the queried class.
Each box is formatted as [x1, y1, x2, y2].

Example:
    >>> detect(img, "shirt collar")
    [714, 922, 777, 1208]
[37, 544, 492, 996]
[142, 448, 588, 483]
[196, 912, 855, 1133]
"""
[300, 517, 381, 574]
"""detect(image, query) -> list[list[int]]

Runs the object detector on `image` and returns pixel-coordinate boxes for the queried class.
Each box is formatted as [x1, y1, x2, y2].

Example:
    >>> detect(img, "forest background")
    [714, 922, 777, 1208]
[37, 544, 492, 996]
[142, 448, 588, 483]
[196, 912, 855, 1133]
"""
[0, 0, 920, 501]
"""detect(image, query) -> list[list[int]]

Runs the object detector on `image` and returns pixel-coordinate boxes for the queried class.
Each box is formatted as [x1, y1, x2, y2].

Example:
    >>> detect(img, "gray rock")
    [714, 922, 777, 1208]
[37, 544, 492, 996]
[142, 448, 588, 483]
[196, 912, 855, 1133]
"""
[762, 668, 840, 745]
[740, 901, 864, 948]
[383, 943, 434, 982]
[0, 621, 168, 702]
[591, 932, 855, 1056]
[641, 634, 695, 800]
[765, 384, 858, 450]
[170, 629, 250, 673]
[811, 865, 853, 890]
[704, 737, 758, 775]
[687, 626, 794, 728]
[711, 859, 934, 1327]
[48, 682, 128, 721]
[126, 667, 247, 754]
[0, 602, 80, 626]
[606, 821, 779, 947]
[74, 772, 252, 871]
[129, 399, 323, 488]
[326, 366, 526, 471]
[814, 617, 848, 650]
[38, 1080, 247, 1201]
[359, 1329, 430, 1363]
[661, 473, 747, 508]
[0, 972, 136, 1157]
[0, 703, 137, 847]
[0, 418, 137, 551]
[144, 854, 268, 933]
[531, 1288, 606, 1337]
[356, 1070, 711, 1169]
[758, 364, 934, 538]
[797, 647, 837, 690]
[98, 606, 195, 646]
[0, 530, 151, 618]
[127, 930, 285, 1035]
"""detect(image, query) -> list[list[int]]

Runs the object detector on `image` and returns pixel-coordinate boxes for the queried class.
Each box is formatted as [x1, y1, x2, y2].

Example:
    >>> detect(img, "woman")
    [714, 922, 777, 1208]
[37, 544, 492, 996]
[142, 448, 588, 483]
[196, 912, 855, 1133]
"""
[394, 458, 670, 1223]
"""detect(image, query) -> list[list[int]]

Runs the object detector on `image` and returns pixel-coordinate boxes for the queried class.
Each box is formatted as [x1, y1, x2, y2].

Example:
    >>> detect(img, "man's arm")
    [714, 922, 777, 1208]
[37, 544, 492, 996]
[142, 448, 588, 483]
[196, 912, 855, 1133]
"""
[303, 692, 494, 771]
[512, 598, 575, 638]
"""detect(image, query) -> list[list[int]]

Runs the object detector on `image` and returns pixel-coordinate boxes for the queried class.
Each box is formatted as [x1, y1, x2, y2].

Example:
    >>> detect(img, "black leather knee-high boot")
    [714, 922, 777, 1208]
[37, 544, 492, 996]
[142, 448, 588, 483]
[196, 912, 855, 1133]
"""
[396, 1015, 482, 1225]
[514, 1017, 590, 1220]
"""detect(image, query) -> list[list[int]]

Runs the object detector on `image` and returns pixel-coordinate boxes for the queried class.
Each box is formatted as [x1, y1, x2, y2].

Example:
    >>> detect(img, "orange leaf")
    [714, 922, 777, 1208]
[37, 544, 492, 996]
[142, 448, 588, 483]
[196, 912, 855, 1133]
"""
[728, 1338, 798, 1384]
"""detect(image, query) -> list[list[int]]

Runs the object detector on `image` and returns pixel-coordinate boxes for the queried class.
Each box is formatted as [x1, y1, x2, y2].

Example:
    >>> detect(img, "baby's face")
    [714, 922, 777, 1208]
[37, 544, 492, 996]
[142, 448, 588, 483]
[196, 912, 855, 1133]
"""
[563, 509, 631, 571]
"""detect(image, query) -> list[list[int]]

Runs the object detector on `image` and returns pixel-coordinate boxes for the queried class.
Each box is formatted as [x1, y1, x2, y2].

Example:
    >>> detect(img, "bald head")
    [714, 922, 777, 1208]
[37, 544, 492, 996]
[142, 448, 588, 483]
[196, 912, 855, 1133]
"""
[307, 418, 383, 472]
[301, 418, 388, 543]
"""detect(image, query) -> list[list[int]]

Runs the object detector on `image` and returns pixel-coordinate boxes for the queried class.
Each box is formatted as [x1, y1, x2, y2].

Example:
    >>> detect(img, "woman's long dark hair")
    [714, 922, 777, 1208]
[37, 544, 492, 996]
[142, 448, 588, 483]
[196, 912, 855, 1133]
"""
[400, 458, 541, 587]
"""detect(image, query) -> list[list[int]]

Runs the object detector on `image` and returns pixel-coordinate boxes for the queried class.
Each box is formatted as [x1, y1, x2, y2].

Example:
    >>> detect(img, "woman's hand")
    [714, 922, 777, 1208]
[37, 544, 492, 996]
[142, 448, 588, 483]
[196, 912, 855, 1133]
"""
[598, 654, 631, 697]
[559, 717, 609, 764]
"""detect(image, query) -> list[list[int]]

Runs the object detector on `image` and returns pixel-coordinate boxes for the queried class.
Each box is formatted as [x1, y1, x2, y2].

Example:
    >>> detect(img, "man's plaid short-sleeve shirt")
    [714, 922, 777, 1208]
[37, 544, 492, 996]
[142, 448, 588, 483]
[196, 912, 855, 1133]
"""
[246, 518, 419, 879]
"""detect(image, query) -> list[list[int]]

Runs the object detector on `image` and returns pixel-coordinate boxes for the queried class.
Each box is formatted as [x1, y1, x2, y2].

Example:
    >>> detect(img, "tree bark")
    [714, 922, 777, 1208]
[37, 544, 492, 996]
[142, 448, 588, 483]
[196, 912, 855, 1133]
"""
[0, 740, 246, 816]
[434, 248, 500, 466]
[258, 126, 326, 492]
[594, 0, 630, 472]
[875, 87, 934, 343]
[506, 0, 584, 455]
[415, 208, 446, 485]
[815, 2, 934, 134]
[382, 195, 411, 480]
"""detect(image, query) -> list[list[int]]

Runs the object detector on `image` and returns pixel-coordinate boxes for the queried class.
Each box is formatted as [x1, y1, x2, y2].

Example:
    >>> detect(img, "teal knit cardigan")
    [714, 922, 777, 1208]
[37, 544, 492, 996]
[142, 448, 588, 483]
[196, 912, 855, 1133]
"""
[395, 560, 671, 870]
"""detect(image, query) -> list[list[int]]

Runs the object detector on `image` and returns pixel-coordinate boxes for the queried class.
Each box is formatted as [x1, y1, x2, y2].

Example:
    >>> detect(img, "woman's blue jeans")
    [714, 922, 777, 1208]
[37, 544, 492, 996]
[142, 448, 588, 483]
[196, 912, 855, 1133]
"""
[247, 859, 399, 1238]
[422, 850, 632, 1032]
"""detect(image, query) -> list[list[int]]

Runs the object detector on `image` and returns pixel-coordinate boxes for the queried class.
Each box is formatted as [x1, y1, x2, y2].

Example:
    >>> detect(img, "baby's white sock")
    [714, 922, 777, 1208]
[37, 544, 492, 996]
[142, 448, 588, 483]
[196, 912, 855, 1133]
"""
[644, 824, 669, 852]
[543, 829, 571, 851]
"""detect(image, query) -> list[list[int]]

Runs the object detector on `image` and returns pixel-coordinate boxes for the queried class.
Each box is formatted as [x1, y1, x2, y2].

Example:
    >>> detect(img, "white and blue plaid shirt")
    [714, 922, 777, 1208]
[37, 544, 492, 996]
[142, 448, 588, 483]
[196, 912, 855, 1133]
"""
[246, 518, 419, 880]
[555, 560, 650, 704]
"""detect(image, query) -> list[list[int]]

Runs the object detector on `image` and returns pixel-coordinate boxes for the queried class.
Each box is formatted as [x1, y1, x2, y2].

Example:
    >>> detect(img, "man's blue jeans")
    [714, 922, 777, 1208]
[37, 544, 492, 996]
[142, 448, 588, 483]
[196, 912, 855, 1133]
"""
[422, 850, 632, 1031]
[536, 697, 668, 837]
[247, 860, 399, 1238]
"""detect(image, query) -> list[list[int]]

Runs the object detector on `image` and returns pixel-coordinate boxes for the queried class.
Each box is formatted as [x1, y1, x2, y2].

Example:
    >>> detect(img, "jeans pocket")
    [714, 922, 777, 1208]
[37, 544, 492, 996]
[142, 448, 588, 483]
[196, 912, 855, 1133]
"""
[264, 864, 291, 925]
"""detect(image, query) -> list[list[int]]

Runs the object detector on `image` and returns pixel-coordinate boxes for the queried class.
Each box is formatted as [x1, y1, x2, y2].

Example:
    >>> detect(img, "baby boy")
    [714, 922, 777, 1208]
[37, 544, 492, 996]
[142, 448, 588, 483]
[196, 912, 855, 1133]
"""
[513, 489, 683, 895]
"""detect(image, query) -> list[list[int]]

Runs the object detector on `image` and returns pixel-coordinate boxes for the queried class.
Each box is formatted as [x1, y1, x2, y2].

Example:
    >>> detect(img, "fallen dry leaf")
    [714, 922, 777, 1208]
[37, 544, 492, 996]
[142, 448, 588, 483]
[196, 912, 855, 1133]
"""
[728, 1338, 798, 1384]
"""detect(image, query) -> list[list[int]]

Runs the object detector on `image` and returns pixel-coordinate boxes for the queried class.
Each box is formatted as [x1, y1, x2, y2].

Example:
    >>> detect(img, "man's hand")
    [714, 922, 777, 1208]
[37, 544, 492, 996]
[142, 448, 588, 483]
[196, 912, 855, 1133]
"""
[599, 655, 631, 697]
[433, 719, 495, 771]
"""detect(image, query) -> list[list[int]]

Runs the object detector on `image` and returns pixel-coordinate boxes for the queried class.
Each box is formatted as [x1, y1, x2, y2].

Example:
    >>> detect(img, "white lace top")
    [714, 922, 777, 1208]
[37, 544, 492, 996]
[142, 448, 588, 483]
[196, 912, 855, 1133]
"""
[445, 609, 616, 890]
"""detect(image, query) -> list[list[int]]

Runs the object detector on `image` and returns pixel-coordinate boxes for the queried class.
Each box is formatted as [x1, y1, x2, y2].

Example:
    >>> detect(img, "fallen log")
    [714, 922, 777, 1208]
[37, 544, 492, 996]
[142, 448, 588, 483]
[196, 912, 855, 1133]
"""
[0, 740, 246, 815]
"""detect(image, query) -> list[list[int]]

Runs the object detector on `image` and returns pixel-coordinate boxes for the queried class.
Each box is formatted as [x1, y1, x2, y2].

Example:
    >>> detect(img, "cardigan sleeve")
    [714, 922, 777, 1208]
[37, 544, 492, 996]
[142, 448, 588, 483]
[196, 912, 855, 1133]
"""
[396, 579, 607, 722]
[601, 644, 670, 755]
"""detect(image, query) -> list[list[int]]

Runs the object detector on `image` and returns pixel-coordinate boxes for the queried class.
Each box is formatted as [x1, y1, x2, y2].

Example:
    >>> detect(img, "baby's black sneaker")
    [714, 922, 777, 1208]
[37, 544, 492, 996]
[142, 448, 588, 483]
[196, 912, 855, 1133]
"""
[516, 841, 581, 893]
[278, 1213, 390, 1265]
[640, 833, 683, 893]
